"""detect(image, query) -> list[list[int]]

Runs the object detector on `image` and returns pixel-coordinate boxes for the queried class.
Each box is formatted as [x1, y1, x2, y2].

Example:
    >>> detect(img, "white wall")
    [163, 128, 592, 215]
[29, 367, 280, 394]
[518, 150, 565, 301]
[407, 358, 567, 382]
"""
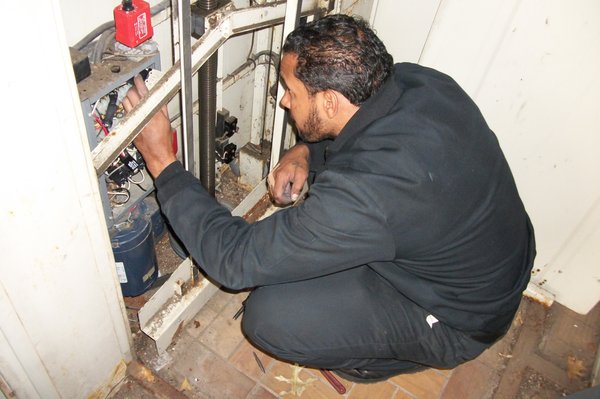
[371, 0, 440, 63]
[417, 0, 600, 314]
[0, 1, 131, 397]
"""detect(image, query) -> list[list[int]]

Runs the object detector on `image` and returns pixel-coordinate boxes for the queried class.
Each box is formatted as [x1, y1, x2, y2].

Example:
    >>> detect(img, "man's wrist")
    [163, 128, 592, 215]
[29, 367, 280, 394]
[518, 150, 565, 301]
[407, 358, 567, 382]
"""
[154, 160, 185, 186]
[293, 142, 310, 160]
[147, 156, 177, 178]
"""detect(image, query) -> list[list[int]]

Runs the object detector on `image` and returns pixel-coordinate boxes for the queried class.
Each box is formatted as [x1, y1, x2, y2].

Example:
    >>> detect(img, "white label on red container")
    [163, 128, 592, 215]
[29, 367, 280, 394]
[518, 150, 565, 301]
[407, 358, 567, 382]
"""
[136, 13, 148, 39]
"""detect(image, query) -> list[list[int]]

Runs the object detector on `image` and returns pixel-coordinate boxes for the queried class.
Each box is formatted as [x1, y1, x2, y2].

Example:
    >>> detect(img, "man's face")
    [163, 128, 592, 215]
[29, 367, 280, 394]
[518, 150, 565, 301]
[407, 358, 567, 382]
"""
[279, 53, 332, 142]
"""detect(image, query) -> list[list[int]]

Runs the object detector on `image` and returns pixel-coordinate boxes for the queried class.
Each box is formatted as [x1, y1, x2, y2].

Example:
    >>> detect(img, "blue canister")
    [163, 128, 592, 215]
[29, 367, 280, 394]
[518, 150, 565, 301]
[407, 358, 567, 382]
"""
[143, 195, 165, 240]
[110, 214, 158, 297]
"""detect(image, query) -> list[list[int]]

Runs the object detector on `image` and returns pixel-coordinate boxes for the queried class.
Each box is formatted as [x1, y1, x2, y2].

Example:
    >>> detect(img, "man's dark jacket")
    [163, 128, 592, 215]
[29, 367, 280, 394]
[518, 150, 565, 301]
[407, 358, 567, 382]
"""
[155, 63, 536, 337]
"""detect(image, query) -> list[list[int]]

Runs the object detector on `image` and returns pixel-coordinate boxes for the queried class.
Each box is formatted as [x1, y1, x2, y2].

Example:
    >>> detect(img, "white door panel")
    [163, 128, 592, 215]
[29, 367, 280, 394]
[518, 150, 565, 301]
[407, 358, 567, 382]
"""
[419, 0, 600, 314]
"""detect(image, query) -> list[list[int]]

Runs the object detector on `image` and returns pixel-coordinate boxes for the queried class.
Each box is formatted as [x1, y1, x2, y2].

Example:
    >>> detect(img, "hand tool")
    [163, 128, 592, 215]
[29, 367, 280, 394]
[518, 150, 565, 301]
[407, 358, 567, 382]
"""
[320, 369, 346, 394]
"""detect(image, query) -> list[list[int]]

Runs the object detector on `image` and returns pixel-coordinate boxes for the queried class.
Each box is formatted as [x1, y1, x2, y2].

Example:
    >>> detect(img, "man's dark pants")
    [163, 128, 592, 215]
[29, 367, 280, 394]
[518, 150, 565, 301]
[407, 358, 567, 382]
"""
[242, 265, 492, 372]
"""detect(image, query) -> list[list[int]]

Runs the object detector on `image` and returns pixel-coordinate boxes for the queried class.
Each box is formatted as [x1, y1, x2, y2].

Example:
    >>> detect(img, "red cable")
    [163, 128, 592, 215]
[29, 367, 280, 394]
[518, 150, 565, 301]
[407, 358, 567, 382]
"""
[93, 114, 110, 136]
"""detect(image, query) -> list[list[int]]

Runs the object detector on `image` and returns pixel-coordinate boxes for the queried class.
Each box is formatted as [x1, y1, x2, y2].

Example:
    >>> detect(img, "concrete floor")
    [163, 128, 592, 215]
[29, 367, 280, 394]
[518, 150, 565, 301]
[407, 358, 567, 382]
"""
[112, 232, 600, 399]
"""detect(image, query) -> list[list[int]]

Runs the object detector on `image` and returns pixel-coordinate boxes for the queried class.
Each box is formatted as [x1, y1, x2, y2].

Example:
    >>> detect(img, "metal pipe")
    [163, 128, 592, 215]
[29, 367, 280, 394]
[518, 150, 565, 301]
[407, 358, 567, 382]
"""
[333, 0, 342, 14]
[198, 0, 218, 196]
[177, 0, 195, 174]
[269, 0, 302, 171]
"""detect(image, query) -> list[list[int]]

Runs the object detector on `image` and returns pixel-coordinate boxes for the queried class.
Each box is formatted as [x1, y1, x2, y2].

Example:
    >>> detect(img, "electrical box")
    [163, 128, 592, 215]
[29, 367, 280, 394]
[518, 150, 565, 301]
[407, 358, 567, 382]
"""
[77, 44, 160, 227]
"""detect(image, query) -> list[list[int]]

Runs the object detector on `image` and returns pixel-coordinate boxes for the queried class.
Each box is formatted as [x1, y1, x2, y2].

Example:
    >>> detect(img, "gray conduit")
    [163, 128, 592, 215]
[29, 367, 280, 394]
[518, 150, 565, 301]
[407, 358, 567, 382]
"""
[198, 0, 218, 196]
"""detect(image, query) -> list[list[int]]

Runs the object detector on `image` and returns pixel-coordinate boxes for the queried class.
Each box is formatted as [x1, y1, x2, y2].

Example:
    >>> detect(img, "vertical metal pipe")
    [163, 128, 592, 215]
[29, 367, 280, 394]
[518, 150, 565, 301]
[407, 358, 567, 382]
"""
[198, 0, 218, 196]
[177, 0, 195, 175]
[270, 0, 302, 171]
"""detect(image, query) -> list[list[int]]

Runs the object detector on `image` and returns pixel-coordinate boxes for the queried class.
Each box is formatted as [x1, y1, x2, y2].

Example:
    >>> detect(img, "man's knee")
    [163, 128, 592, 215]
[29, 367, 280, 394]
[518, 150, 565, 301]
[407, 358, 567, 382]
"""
[241, 288, 314, 364]
[241, 289, 287, 354]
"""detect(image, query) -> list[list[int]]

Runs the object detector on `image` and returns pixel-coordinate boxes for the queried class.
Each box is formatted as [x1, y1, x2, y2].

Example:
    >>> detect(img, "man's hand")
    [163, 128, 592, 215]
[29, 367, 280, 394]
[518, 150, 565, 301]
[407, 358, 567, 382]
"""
[122, 75, 176, 178]
[268, 143, 310, 205]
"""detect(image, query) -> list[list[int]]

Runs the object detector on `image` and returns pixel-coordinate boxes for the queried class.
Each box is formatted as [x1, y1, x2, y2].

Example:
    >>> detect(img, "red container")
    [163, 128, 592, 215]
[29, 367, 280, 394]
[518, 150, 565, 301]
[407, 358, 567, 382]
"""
[114, 0, 154, 48]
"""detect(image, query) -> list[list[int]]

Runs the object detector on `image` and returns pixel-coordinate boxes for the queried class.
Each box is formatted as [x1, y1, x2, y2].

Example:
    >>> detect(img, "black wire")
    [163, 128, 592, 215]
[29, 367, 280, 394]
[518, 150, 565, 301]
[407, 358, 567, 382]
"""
[133, 182, 147, 192]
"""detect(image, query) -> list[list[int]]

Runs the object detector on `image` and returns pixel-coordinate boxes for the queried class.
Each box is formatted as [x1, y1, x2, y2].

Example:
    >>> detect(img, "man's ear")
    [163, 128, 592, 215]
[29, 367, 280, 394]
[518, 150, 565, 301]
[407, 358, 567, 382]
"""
[321, 89, 339, 119]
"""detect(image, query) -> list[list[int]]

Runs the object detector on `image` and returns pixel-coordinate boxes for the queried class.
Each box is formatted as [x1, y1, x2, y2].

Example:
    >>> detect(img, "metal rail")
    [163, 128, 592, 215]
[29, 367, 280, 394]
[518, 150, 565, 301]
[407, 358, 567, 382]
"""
[176, 0, 194, 173]
[92, 0, 331, 176]
[269, 0, 302, 171]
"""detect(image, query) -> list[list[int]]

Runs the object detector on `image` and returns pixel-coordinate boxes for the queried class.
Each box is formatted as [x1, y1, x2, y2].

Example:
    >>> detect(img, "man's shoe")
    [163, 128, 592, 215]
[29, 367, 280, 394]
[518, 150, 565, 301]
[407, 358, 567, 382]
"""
[333, 364, 426, 384]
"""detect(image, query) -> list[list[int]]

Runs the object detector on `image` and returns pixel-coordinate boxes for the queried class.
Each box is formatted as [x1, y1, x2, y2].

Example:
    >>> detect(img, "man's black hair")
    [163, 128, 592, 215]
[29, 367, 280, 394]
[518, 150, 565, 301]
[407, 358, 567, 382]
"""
[283, 14, 394, 106]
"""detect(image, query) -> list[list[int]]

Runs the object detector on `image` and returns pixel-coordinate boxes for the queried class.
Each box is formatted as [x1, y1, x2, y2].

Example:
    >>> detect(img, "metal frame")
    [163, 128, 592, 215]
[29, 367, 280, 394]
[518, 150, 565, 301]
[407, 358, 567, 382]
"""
[175, 0, 195, 173]
[138, 177, 268, 354]
[92, 0, 332, 176]
[122, 0, 333, 354]
[78, 53, 161, 226]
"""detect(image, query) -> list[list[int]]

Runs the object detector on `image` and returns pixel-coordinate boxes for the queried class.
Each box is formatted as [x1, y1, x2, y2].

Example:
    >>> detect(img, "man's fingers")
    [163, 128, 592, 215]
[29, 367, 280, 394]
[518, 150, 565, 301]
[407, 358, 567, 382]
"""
[282, 183, 292, 200]
[160, 104, 169, 119]
[290, 180, 303, 201]
[265, 144, 310, 204]
[134, 75, 149, 96]
[122, 96, 133, 113]
[131, 74, 169, 120]
[267, 169, 291, 204]
[267, 172, 275, 190]
[125, 85, 141, 107]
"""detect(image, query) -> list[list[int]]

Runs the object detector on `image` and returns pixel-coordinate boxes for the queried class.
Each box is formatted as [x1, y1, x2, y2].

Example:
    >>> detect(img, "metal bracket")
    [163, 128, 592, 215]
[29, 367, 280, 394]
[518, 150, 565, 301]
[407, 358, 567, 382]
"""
[138, 177, 269, 353]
